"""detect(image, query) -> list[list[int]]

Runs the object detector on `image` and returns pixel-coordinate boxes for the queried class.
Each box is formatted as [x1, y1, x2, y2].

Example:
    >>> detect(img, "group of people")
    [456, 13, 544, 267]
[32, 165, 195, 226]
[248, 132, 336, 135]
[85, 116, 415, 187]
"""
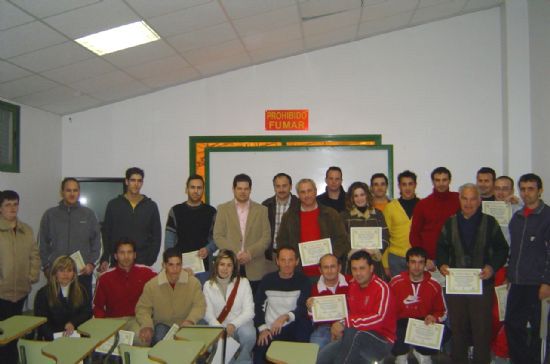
[0, 165, 548, 364]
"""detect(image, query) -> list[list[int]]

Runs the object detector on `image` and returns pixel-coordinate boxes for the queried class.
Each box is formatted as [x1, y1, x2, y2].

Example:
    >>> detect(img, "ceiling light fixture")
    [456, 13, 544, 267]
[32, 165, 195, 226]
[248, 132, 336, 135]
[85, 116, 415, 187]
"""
[75, 21, 160, 56]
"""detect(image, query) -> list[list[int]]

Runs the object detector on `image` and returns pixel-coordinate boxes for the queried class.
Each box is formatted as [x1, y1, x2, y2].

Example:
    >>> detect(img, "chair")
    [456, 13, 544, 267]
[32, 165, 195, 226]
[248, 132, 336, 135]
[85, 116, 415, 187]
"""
[17, 339, 55, 364]
[119, 343, 155, 364]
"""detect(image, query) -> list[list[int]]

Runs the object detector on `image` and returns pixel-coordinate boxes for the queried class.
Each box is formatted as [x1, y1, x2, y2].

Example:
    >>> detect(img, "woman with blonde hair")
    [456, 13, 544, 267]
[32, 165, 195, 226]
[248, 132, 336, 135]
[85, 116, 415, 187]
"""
[34, 255, 91, 340]
[340, 181, 389, 280]
[203, 249, 255, 364]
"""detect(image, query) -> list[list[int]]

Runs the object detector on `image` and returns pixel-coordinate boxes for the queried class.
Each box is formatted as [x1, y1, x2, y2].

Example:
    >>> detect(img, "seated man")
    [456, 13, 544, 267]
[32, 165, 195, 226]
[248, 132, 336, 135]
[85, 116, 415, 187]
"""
[135, 248, 206, 346]
[389, 247, 447, 364]
[306, 254, 349, 349]
[317, 250, 396, 364]
[93, 240, 156, 341]
[254, 246, 311, 364]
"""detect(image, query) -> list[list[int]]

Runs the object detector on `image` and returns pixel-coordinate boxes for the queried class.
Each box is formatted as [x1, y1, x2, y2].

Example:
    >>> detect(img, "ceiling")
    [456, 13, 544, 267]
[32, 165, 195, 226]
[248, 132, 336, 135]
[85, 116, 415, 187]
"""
[0, 0, 502, 116]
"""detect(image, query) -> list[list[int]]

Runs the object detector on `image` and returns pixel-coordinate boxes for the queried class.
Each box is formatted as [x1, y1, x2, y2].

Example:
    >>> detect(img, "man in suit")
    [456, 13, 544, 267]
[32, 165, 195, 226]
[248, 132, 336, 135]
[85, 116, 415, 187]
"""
[213, 173, 271, 293]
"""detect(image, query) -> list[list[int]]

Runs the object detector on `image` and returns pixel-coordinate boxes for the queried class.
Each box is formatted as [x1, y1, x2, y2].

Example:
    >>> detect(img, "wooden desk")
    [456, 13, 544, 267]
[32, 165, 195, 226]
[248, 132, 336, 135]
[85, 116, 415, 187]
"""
[148, 340, 204, 364]
[42, 337, 98, 364]
[77, 317, 128, 345]
[0, 315, 47, 345]
[175, 325, 223, 354]
[266, 341, 319, 364]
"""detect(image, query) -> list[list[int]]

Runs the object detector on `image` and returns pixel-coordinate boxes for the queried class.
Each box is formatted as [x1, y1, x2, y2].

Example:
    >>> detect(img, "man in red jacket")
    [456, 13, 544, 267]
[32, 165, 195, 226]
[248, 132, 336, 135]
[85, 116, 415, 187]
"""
[317, 251, 396, 364]
[410, 167, 459, 271]
[390, 247, 447, 364]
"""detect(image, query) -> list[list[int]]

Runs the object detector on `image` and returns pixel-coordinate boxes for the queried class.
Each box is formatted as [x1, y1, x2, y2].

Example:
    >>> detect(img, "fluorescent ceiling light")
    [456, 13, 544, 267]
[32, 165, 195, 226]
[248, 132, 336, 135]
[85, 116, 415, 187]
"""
[75, 21, 160, 56]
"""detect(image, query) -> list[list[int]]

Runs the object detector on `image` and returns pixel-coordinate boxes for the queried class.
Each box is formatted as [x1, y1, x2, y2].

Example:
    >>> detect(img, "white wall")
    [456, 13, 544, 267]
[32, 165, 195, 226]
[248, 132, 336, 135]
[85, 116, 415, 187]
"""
[62, 8, 510, 265]
[528, 0, 550, 200]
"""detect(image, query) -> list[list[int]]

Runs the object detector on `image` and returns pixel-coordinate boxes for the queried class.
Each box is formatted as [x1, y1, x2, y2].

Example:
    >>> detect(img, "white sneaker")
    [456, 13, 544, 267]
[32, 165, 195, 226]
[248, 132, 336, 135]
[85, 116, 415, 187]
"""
[412, 349, 433, 364]
[394, 354, 408, 364]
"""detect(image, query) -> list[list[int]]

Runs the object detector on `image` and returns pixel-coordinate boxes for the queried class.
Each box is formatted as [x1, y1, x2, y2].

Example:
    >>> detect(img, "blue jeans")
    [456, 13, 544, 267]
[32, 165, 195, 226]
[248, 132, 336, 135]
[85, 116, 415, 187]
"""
[316, 328, 391, 364]
[231, 321, 256, 364]
[388, 253, 407, 278]
[152, 323, 171, 345]
[310, 325, 331, 349]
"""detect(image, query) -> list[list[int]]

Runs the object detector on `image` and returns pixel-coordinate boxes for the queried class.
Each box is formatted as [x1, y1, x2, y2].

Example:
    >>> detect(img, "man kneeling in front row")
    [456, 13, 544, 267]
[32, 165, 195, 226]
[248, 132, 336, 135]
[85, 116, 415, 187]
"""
[317, 250, 396, 364]
[136, 247, 206, 346]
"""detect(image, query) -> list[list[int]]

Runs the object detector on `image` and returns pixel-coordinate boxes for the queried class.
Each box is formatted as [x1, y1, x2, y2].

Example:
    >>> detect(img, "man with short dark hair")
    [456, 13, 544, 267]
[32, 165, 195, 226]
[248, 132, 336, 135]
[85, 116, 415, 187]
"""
[0, 190, 41, 363]
[99, 167, 161, 271]
[165, 174, 216, 283]
[317, 167, 346, 212]
[262, 173, 299, 261]
[214, 173, 271, 292]
[39, 177, 101, 299]
[383, 170, 420, 277]
[476, 167, 497, 201]
[437, 183, 508, 364]
[136, 248, 206, 346]
[254, 246, 311, 364]
[277, 179, 348, 278]
[317, 250, 396, 364]
[93, 240, 156, 340]
[306, 254, 349, 349]
[410, 167, 460, 271]
[371, 173, 391, 211]
[506, 173, 550, 364]
[390, 247, 447, 364]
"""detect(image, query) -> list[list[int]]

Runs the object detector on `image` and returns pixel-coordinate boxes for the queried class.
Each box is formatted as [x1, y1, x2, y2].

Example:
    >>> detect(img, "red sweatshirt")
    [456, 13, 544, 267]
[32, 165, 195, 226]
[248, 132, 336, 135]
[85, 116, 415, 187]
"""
[346, 275, 396, 342]
[389, 271, 447, 322]
[93, 264, 156, 318]
[409, 189, 460, 259]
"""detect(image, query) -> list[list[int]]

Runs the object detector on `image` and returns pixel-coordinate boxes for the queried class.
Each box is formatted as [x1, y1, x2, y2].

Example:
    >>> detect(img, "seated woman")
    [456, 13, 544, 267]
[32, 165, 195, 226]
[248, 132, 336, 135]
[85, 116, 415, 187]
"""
[34, 256, 91, 340]
[340, 181, 389, 280]
[203, 249, 256, 364]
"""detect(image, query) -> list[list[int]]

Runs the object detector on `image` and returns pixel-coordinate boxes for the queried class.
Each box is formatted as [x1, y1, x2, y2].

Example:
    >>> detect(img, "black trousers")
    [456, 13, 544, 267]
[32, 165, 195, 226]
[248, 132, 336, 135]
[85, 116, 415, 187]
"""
[0, 296, 27, 364]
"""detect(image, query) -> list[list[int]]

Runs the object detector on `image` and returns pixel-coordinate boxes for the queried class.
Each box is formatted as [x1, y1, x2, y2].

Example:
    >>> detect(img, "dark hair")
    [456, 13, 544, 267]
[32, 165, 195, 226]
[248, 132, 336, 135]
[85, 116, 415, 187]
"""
[272, 173, 292, 185]
[163, 247, 182, 263]
[114, 239, 136, 253]
[349, 250, 373, 265]
[405, 247, 427, 262]
[398, 170, 417, 184]
[519, 173, 543, 189]
[325, 166, 342, 178]
[431, 166, 451, 181]
[496, 175, 514, 188]
[233, 173, 252, 188]
[0, 190, 19, 205]
[346, 181, 374, 210]
[186, 174, 204, 187]
[125, 167, 144, 180]
[61, 177, 80, 190]
[210, 249, 239, 283]
[276, 245, 298, 258]
[370, 173, 388, 185]
[477, 167, 496, 181]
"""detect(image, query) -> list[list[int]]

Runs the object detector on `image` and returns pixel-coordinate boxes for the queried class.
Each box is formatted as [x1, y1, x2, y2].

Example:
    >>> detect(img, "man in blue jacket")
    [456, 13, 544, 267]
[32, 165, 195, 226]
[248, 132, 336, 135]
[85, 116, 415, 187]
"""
[506, 173, 550, 364]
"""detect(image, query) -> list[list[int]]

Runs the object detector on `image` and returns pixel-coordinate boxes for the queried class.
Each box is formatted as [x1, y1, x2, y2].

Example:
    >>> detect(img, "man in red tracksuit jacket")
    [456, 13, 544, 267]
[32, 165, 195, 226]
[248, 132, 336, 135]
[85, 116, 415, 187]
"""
[390, 247, 447, 364]
[317, 251, 396, 364]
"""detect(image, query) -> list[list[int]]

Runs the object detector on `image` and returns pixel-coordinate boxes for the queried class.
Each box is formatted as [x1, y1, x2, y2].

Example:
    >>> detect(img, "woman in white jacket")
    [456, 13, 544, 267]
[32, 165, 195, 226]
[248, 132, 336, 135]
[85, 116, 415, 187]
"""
[203, 249, 256, 364]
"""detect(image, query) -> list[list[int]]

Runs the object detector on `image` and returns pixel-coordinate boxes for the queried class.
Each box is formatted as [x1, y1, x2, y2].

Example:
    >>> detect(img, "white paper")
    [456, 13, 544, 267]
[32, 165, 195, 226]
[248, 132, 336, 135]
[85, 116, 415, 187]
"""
[95, 330, 134, 356]
[298, 238, 332, 266]
[494, 284, 508, 322]
[70, 251, 86, 275]
[182, 251, 206, 273]
[482, 201, 512, 227]
[404, 318, 445, 350]
[211, 336, 240, 364]
[445, 268, 482, 295]
[53, 331, 81, 339]
[162, 323, 180, 340]
[350, 227, 383, 250]
[311, 294, 348, 323]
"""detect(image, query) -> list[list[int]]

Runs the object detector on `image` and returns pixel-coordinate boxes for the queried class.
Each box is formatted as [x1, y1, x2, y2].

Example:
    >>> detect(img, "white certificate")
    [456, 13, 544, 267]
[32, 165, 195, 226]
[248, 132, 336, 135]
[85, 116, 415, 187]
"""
[350, 227, 382, 250]
[445, 268, 482, 295]
[298, 238, 332, 267]
[162, 323, 179, 340]
[70, 251, 86, 274]
[404, 318, 445, 350]
[482, 201, 512, 227]
[494, 284, 508, 322]
[311, 294, 348, 323]
[95, 330, 134, 356]
[181, 251, 206, 273]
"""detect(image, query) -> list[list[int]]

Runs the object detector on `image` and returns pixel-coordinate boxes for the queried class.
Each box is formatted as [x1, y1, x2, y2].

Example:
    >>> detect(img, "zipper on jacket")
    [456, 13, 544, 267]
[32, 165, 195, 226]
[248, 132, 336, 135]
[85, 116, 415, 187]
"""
[515, 215, 528, 281]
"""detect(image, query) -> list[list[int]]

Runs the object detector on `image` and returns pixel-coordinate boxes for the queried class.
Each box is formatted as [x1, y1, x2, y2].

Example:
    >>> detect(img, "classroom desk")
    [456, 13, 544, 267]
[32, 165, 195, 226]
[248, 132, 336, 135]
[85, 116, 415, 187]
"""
[77, 317, 128, 362]
[266, 341, 319, 364]
[41, 337, 98, 364]
[174, 325, 224, 354]
[0, 315, 47, 345]
[148, 340, 204, 364]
